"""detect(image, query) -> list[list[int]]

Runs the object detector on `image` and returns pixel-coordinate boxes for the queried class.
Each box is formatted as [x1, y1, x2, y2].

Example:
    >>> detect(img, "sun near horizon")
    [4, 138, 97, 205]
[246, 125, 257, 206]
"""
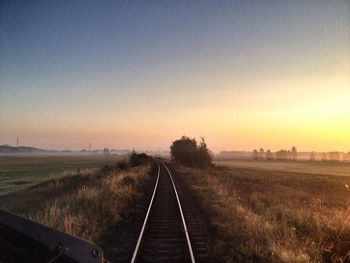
[1, 1, 349, 152]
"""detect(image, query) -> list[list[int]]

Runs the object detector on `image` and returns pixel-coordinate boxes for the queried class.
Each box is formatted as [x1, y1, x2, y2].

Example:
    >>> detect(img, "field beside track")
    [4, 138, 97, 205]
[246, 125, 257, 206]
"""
[0, 155, 125, 195]
[178, 164, 350, 262]
[0, 163, 152, 260]
[215, 159, 350, 177]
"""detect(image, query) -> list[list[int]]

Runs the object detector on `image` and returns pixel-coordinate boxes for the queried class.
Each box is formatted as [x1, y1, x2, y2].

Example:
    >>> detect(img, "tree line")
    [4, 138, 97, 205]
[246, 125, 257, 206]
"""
[317, 151, 350, 162]
[253, 146, 298, 161]
[252, 147, 350, 162]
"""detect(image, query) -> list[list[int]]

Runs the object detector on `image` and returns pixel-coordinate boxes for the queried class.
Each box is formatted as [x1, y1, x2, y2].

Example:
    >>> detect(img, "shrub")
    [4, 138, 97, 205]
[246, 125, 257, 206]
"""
[170, 136, 213, 168]
[129, 151, 150, 167]
[116, 160, 129, 170]
[102, 165, 114, 174]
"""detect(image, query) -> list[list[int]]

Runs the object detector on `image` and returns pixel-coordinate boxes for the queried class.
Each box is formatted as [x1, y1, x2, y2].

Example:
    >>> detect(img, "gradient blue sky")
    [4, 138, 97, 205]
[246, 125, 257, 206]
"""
[1, 1, 349, 151]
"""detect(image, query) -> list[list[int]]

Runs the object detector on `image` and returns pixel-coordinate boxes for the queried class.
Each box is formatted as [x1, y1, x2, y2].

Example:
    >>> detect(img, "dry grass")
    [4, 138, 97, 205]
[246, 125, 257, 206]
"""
[0, 164, 151, 248]
[178, 165, 350, 262]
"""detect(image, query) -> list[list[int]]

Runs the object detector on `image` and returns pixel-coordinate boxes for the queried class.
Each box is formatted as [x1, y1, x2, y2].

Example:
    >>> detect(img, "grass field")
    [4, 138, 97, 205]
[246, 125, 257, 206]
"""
[178, 164, 350, 262]
[0, 162, 151, 259]
[216, 159, 350, 177]
[0, 155, 124, 195]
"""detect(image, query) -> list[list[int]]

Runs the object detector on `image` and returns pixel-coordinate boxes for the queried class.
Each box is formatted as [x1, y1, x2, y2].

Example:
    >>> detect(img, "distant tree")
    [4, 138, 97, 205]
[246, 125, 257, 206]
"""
[291, 146, 297, 161]
[276, 150, 288, 160]
[103, 148, 110, 156]
[170, 136, 212, 168]
[345, 152, 350, 162]
[309, 151, 316, 161]
[253, 149, 259, 160]
[328, 151, 341, 162]
[129, 150, 150, 167]
[197, 137, 213, 167]
[340, 152, 346, 161]
[266, 149, 274, 160]
[259, 148, 265, 160]
[321, 152, 328, 161]
[170, 136, 198, 167]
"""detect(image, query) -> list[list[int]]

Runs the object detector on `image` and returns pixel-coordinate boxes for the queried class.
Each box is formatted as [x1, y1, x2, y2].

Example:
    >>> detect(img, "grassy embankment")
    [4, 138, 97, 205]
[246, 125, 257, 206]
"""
[178, 164, 350, 262]
[0, 159, 151, 258]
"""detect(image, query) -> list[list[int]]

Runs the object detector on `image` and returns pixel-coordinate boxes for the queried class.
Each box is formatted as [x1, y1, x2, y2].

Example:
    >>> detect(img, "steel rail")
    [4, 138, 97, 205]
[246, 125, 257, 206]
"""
[161, 162, 196, 263]
[130, 162, 160, 263]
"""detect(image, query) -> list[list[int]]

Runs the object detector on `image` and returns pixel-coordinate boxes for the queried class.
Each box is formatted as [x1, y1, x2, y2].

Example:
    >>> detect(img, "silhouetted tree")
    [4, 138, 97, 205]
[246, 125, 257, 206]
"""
[253, 149, 259, 160]
[170, 136, 197, 167]
[291, 146, 297, 161]
[197, 137, 213, 167]
[309, 151, 316, 161]
[345, 152, 350, 162]
[266, 149, 274, 160]
[321, 152, 328, 161]
[103, 148, 110, 156]
[129, 150, 150, 167]
[259, 148, 265, 160]
[170, 136, 212, 168]
[328, 151, 341, 162]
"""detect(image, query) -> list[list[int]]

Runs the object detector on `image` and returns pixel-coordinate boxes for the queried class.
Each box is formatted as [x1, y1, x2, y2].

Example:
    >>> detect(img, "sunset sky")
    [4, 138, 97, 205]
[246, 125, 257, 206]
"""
[1, 1, 349, 152]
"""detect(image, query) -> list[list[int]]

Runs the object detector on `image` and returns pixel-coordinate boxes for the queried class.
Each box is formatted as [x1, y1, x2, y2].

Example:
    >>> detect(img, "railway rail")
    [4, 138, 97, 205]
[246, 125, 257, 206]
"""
[130, 161, 195, 262]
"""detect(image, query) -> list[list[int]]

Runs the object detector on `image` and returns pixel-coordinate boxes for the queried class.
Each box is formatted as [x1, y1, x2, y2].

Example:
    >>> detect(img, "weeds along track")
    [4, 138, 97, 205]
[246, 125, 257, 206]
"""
[115, 161, 210, 262]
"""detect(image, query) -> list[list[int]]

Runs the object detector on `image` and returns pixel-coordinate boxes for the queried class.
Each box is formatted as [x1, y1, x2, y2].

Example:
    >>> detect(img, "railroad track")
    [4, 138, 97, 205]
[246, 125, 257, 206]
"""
[130, 161, 194, 262]
[114, 161, 210, 263]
